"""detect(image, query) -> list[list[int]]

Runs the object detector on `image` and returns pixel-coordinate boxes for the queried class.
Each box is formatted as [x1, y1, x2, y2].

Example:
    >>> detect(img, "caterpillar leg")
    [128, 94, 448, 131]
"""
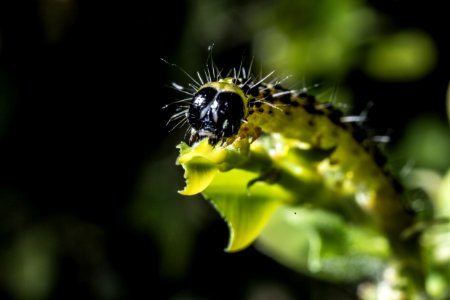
[219, 122, 262, 147]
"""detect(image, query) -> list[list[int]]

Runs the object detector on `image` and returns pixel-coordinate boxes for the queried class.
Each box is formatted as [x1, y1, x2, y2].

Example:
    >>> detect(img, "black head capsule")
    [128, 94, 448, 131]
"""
[187, 79, 248, 144]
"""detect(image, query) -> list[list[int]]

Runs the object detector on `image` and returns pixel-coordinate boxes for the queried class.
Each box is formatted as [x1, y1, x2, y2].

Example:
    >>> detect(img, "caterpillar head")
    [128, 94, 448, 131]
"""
[188, 78, 249, 144]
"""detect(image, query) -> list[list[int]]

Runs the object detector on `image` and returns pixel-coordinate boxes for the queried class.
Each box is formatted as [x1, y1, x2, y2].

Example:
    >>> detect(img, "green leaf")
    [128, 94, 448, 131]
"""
[176, 139, 254, 195]
[176, 140, 227, 195]
[178, 156, 219, 196]
[175, 136, 337, 252]
[257, 206, 389, 282]
[203, 168, 294, 252]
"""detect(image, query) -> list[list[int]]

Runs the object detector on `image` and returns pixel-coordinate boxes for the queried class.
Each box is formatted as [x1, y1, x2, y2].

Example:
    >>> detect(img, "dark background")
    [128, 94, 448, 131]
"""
[0, 0, 448, 299]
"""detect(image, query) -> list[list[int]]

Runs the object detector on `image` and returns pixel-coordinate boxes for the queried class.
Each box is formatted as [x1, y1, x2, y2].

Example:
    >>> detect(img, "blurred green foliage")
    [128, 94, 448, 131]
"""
[127, 144, 201, 279]
[0, 71, 15, 139]
[2, 226, 57, 300]
[257, 207, 388, 282]
[394, 115, 450, 173]
[178, 0, 438, 85]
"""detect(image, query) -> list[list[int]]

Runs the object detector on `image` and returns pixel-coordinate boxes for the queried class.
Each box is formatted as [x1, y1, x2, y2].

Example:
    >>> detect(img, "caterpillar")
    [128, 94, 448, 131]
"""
[167, 56, 421, 243]
[166, 56, 432, 298]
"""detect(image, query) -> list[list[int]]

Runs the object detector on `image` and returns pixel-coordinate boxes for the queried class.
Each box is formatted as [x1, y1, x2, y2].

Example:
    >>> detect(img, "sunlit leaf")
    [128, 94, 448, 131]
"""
[176, 140, 228, 195]
[178, 156, 220, 196]
[203, 168, 294, 252]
